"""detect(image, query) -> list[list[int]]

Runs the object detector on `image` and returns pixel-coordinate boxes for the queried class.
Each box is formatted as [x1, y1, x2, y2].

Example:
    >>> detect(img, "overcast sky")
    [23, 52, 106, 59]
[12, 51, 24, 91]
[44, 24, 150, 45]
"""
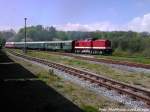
[0, 0, 150, 32]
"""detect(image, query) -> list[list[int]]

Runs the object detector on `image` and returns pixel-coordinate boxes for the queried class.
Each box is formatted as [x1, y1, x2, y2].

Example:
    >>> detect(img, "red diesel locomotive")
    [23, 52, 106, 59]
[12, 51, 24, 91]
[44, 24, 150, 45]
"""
[74, 39, 112, 54]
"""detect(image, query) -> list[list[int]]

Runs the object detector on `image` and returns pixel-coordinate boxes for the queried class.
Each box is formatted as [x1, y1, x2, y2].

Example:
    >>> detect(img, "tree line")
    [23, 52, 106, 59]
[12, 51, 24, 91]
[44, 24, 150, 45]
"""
[1, 25, 150, 56]
[0, 30, 14, 49]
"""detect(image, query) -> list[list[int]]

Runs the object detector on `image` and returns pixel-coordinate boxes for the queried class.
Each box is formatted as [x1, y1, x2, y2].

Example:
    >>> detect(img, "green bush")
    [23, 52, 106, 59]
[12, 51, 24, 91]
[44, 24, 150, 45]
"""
[142, 48, 150, 57]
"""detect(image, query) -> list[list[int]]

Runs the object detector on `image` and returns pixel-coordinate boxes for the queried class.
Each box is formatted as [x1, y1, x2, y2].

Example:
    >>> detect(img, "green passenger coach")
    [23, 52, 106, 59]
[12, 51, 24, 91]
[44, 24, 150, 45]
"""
[13, 40, 73, 52]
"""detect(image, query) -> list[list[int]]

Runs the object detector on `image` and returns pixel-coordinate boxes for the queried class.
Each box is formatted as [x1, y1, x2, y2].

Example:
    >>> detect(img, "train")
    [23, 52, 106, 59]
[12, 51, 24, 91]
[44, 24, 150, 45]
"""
[5, 39, 112, 54]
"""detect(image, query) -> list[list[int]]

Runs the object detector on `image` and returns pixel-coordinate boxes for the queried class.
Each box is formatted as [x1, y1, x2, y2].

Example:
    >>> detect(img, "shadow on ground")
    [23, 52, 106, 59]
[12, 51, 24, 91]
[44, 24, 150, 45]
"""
[0, 50, 84, 112]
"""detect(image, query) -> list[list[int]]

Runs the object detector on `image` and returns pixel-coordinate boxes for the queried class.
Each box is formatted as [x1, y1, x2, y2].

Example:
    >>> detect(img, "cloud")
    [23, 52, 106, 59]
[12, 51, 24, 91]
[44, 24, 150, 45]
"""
[55, 23, 91, 31]
[55, 22, 120, 32]
[55, 13, 150, 32]
[127, 13, 150, 32]
[0, 25, 20, 32]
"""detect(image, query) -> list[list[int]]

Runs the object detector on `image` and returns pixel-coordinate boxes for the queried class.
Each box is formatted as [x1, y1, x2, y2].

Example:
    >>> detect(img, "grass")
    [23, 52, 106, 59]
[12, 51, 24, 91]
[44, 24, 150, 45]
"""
[8, 51, 130, 111]
[7, 49, 150, 89]
[95, 54, 150, 65]
[6, 48, 150, 64]
[81, 105, 98, 112]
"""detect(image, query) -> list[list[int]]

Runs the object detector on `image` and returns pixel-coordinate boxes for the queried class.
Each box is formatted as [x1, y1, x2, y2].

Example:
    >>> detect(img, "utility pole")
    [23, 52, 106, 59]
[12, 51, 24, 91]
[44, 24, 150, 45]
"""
[24, 18, 27, 53]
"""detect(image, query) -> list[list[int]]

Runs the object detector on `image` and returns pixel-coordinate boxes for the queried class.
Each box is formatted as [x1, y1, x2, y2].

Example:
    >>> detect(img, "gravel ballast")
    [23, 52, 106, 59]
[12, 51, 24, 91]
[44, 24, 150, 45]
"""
[7, 52, 150, 110]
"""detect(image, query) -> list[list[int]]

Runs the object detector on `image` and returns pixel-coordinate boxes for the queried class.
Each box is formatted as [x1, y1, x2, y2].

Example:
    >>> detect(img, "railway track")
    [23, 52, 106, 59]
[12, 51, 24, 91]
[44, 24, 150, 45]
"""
[46, 51, 150, 69]
[8, 50, 150, 107]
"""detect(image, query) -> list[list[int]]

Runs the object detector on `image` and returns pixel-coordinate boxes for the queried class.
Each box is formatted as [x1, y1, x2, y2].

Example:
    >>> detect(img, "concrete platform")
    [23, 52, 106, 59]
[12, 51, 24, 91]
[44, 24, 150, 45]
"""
[0, 50, 83, 112]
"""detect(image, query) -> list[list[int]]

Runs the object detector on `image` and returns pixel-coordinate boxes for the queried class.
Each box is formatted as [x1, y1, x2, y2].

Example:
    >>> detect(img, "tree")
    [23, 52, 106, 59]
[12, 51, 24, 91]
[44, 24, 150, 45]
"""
[57, 31, 68, 40]
[15, 25, 57, 41]
[3, 25, 150, 57]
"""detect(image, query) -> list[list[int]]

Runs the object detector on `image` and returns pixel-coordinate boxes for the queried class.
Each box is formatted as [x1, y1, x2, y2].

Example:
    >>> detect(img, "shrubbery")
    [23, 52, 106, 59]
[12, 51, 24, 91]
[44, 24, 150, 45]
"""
[2, 25, 150, 57]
